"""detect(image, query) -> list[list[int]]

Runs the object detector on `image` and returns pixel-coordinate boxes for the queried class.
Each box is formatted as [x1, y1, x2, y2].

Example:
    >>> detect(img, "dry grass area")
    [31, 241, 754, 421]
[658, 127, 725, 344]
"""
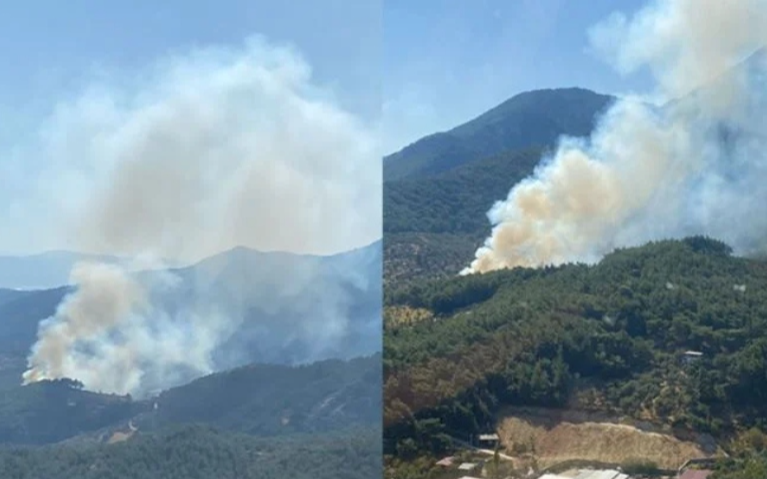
[497, 408, 723, 470]
[384, 305, 434, 327]
[106, 430, 135, 444]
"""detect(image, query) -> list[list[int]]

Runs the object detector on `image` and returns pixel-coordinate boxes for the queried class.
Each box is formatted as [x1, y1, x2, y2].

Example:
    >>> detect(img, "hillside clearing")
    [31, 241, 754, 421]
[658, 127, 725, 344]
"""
[496, 408, 723, 470]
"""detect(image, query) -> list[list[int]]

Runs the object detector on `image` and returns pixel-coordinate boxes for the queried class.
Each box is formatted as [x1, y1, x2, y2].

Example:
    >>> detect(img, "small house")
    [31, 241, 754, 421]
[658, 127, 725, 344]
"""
[477, 433, 499, 448]
[682, 350, 703, 365]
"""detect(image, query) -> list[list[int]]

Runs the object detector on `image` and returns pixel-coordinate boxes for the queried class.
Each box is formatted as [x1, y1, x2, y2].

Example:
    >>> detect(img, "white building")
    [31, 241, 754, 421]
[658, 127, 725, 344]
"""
[682, 350, 703, 364]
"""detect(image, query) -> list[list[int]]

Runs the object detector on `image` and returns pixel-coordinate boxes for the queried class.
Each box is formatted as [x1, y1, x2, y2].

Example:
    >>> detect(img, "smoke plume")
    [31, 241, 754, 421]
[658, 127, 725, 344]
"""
[15, 36, 381, 396]
[464, 0, 767, 274]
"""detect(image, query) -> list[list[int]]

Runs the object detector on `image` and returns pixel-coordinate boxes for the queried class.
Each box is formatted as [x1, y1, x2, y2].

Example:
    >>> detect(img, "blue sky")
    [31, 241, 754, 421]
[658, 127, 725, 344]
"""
[383, 0, 652, 153]
[0, 1, 380, 138]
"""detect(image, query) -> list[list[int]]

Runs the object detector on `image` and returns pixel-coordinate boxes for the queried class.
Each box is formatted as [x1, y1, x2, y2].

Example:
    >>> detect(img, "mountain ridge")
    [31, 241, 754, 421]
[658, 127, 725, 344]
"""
[0, 239, 383, 291]
[0, 241, 382, 394]
[383, 87, 615, 181]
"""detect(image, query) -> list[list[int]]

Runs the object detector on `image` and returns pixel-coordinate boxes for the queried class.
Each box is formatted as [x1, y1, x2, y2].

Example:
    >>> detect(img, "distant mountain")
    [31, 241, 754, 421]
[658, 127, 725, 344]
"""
[156, 240, 382, 369]
[0, 241, 382, 390]
[0, 287, 69, 354]
[0, 251, 125, 290]
[383, 87, 615, 181]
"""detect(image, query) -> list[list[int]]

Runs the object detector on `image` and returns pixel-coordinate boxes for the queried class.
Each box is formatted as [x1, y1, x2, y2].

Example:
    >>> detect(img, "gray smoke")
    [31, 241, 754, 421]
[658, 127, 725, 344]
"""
[465, 0, 767, 274]
[18, 36, 381, 396]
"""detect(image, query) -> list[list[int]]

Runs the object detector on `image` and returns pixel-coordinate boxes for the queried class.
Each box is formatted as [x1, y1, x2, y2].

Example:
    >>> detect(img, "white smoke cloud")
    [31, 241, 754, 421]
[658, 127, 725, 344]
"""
[15, 35, 381, 395]
[20, 36, 381, 260]
[465, 0, 767, 274]
[23, 263, 149, 389]
[588, 0, 767, 104]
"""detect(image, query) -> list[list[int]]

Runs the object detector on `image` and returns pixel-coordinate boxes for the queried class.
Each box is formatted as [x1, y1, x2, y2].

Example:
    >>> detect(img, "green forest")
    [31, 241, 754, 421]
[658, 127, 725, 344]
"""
[383, 237, 767, 476]
[383, 148, 544, 284]
[0, 424, 381, 479]
[0, 355, 381, 478]
[0, 355, 381, 446]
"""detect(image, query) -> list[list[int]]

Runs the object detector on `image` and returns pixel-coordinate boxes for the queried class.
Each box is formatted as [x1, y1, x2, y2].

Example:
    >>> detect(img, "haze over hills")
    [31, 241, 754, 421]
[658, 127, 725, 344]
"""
[0, 243, 382, 478]
[0, 240, 382, 395]
[0, 7, 383, 477]
[0, 251, 127, 290]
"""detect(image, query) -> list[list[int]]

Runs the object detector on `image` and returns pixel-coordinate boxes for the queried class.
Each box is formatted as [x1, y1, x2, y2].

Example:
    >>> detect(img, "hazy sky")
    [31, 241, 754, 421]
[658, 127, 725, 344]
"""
[0, 0, 659, 256]
[382, 0, 652, 153]
[0, 1, 381, 258]
[0, 1, 380, 127]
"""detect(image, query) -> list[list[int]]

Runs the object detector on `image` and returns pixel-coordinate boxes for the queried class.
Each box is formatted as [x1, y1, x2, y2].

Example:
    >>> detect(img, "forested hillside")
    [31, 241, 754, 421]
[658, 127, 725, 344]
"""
[383, 88, 614, 285]
[0, 354, 380, 446]
[384, 148, 544, 284]
[384, 238, 767, 463]
[149, 354, 381, 436]
[0, 354, 381, 478]
[0, 424, 381, 479]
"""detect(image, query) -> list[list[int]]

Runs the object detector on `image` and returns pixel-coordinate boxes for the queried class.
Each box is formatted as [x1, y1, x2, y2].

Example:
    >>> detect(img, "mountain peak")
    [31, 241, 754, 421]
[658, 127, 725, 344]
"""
[384, 87, 614, 182]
